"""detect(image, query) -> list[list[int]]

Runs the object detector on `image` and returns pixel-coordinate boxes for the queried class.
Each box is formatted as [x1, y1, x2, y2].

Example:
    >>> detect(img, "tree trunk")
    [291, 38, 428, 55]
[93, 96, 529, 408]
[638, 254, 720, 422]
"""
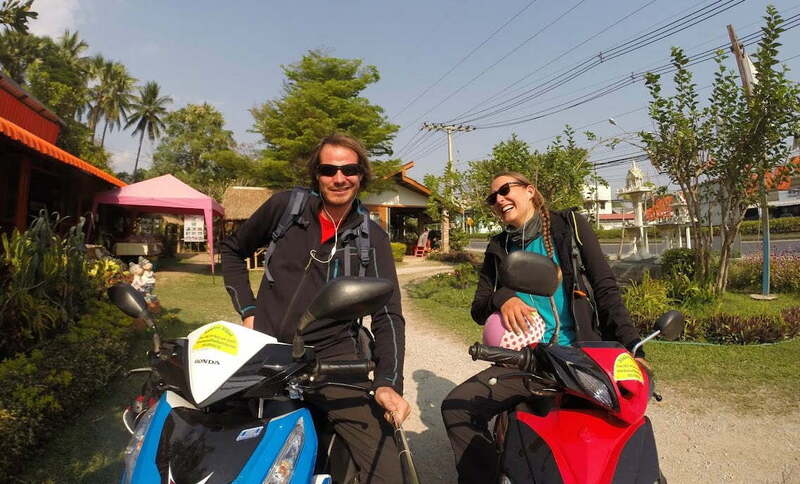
[441, 210, 450, 254]
[133, 130, 145, 181]
[100, 121, 109, 148]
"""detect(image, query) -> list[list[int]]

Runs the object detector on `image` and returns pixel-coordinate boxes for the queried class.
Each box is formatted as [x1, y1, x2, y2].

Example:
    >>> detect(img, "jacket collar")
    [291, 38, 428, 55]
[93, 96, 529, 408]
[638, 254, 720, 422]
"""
[307, 193, 366, 232]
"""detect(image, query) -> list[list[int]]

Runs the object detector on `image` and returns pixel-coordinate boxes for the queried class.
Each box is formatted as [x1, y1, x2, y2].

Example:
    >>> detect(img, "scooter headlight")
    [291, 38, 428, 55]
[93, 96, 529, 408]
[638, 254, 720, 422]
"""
[263, 418, 305, 484]
[574, 368, 615, 409]
[122, 401, 160, 484]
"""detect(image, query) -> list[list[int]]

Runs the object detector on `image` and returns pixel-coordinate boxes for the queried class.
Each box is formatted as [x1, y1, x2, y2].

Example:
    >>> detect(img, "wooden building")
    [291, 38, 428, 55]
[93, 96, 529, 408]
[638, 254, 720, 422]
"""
[0, 73, 124, 233]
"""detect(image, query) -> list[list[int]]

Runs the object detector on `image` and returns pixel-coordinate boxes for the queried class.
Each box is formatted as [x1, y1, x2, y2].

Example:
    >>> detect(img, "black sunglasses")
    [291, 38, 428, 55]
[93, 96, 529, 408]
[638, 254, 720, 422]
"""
[485, 182, 527, 206]
[317, 163, 364, 177]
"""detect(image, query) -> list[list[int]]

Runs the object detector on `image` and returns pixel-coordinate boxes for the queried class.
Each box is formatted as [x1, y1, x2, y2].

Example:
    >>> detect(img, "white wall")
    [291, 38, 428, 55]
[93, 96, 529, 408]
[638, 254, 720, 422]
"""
[361, 184, 429, 207]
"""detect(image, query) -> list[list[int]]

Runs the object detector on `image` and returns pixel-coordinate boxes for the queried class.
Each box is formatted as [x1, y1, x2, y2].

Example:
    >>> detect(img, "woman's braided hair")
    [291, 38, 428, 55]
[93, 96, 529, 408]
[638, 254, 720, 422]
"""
[492, 171, 554, 258]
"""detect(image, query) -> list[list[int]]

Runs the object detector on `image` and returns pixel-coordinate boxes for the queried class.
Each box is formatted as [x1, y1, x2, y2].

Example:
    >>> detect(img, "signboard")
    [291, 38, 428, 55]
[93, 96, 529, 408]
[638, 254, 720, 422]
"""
[184, 215, 205, 242]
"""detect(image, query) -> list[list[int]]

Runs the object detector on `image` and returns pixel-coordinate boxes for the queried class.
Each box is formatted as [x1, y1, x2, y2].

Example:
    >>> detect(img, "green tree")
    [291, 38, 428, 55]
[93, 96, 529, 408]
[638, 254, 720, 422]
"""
[641, 47, 714, 283]
[461, 130, 594, 228]
[0, 29, 40, 82]
[705, 7, 800, 292]
[125, 81, 172, 181]
[0, 0, 36, 34]
[150, 103, 255, 199]
[250, 49, 398, 185]
[95, 61, 136, 147]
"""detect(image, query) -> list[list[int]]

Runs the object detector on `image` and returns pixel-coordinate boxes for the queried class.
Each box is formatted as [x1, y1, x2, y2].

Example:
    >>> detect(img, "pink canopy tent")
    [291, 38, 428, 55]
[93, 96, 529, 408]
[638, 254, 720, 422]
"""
[92, 174, 225, 273]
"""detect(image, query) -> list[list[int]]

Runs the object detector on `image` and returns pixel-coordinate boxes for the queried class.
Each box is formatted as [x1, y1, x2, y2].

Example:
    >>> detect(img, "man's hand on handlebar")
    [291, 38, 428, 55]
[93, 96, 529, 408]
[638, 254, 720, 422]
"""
[374, 386, 411, 427]
[242, 316, 254, 329]
[500, 297, 537, 335]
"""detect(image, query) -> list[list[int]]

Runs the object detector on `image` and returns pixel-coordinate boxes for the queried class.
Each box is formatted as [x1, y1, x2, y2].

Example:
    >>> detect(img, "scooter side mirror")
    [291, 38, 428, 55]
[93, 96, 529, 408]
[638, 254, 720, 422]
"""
[108, 283, 150, 322]
[654, 310, 684, 341]
[293, 278, 394, 359]
[499, 251, 561, 297]
[299, 277, 394, 333]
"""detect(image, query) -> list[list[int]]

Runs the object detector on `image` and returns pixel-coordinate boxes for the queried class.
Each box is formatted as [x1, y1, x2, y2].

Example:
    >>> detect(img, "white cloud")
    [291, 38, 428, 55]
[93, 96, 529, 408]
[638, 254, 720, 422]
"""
[110, 150, 135, 173]
[29, 0, 82, 38]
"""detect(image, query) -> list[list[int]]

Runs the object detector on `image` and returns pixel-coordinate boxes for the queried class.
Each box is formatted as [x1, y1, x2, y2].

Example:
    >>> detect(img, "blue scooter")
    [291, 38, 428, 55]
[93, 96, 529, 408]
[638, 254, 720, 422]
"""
[109, 277, 401, 484]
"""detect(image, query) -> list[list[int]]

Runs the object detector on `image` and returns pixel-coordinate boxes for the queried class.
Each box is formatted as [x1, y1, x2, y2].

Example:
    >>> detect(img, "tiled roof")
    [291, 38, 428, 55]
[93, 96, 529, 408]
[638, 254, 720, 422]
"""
[0, 116, 125, 187]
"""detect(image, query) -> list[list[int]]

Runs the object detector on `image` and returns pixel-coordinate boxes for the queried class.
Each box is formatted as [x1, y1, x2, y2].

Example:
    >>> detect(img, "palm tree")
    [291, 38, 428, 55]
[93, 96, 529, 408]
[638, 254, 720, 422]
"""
[57, 29, 87, 63]
[97, 61, 136, 147]
[84, 54, 106, 137]
[125, 81, 172, 181]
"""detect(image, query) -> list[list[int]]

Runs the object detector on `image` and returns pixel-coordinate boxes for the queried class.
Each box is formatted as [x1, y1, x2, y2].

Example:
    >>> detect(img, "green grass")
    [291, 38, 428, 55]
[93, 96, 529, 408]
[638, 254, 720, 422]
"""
[681, 291, 800, 319]
[18, 258, 263, 483]
[407, 276, 800, 414]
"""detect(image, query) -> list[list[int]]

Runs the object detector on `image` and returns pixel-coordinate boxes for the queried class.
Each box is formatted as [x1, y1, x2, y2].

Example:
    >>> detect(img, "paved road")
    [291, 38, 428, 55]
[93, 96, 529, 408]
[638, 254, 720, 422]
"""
[468, 238, 800, 256]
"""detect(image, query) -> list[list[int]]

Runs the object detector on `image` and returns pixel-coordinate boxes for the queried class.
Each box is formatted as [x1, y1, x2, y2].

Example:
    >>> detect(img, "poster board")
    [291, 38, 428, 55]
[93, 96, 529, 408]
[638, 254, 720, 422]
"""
[184, 215, 205, 242]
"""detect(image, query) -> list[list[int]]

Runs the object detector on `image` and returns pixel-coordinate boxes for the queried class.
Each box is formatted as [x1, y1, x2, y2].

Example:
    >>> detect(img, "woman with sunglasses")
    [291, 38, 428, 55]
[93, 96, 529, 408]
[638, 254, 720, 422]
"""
[441, 171, 643, 484]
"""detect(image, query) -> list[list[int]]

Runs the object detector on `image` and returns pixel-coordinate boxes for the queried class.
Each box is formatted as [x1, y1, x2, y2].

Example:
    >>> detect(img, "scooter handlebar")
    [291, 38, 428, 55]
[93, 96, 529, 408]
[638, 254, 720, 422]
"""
[316, 359, 375, 377]
[469, 343, 534, 371]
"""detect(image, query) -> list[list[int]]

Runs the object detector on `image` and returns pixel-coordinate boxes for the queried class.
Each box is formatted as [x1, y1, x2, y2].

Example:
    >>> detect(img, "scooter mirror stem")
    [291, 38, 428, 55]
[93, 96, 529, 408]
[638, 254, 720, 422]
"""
[632, 329, 660, 357]
[292, 334, 306, 359]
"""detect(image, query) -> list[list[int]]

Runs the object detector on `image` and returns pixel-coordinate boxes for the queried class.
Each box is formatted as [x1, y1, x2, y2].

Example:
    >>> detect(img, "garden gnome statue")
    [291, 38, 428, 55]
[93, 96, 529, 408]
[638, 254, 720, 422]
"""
[138, 257, 157, 302]
[129, 262, 144, 292]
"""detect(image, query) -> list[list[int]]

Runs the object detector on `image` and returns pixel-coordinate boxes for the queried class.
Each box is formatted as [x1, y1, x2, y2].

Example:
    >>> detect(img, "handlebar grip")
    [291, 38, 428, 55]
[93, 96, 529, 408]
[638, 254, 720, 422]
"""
[469, 343, 532, 371]
[316, 360, 375, 377]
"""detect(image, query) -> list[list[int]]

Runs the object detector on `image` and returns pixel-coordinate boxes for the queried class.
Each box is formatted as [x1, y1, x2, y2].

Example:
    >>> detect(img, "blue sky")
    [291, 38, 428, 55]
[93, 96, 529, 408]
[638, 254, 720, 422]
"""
[31, 0, 800, 194]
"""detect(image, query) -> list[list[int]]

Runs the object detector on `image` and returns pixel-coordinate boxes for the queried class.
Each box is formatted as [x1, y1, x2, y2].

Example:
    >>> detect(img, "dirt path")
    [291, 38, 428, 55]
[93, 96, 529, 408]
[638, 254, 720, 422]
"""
[394, 257, 800, 484]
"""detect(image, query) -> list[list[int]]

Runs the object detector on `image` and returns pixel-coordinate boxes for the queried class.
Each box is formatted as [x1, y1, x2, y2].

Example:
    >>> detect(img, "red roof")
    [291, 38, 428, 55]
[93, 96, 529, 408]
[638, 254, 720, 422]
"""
[646, 195, 675, 221]
[0, 116, 125, 187]
[599, 213, 634, 221]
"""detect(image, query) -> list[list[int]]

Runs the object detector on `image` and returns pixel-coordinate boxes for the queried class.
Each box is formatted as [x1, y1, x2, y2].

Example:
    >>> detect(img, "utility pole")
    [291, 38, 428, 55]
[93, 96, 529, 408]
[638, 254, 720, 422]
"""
[728, 24, 774, 299]
[594, 164, 600, 230]
[421, 122, 475, 253]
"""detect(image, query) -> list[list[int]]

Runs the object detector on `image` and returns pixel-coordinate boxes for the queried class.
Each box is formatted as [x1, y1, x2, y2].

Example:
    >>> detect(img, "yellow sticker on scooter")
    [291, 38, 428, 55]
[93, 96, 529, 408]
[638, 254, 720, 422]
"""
[192, 324, 239, 355]
[614, 353, 643, 382]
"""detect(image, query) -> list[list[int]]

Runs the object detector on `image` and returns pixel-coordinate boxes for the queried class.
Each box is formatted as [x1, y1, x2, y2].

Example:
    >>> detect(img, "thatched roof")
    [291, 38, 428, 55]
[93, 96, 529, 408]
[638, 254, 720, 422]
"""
[222, 186, 273, 220]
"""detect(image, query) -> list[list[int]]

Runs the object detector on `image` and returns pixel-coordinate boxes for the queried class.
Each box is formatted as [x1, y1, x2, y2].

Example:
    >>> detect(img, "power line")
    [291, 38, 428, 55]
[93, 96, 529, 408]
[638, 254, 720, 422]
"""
[390, 0, 539, 122]
[447, 0, 745, 126]
[470, 16, 800, 129]
[399, 0, 590, 134]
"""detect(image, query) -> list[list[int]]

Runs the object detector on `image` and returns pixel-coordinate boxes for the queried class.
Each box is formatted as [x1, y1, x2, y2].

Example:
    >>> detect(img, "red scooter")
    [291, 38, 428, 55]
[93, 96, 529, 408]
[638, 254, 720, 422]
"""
[469, 251, 683, 484]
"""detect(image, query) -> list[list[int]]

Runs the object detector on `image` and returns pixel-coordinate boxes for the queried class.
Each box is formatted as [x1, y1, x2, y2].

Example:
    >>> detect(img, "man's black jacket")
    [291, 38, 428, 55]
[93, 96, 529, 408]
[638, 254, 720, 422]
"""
[471, 210, 641, 351]
[220, 190, 405, 393]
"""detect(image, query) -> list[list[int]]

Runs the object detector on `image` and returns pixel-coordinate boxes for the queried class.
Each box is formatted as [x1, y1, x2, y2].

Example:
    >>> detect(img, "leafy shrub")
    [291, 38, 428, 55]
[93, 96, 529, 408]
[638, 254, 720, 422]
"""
[622, 271, 672, 334]
[727, 253, 800, 293]
[428, 250, 483, 266]
[0, 212, 97, 357]
[660, 248, 697, 279]
[390, 242, 406, 262]
[449, 229, 471, 251]
[779, 307, 800, 340]
[0, 299, 137, 476]
[701, 313, 787, 344]
[666, 273, 716, 307]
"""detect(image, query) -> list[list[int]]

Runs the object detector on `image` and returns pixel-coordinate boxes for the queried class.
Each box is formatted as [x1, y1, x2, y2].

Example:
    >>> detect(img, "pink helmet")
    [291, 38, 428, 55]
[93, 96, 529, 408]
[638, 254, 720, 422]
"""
[482, 311, 545, 351]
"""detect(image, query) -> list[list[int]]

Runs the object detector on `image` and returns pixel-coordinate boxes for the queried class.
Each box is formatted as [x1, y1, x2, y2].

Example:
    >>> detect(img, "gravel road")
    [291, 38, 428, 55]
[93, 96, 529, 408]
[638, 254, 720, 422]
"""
[392, 257, 800, 484]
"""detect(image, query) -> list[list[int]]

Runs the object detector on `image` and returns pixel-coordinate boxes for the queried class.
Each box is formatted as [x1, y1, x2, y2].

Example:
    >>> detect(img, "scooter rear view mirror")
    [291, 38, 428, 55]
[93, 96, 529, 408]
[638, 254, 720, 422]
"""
[293, 277, 393, 359]
[108, 283, 150, 322]
[500, 251, 561, 297]
[654, 310, 685, 341]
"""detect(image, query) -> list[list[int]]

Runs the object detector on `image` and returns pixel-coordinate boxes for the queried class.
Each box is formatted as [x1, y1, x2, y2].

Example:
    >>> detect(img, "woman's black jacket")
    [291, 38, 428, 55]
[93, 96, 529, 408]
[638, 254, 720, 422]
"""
[471, 210, 641, 352]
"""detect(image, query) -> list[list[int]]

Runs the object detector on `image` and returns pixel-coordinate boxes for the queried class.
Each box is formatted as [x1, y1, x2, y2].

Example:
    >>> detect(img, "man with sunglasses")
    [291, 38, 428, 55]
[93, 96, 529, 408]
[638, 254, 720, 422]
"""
[221, 133, 409, 483]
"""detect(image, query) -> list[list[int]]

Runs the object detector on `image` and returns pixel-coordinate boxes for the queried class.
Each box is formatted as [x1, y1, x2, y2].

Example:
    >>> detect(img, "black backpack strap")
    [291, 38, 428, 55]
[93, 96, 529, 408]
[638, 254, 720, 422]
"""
[565, 209, 600, 329]
[263, 187, 311, 284]
[339, 206, 372, 277]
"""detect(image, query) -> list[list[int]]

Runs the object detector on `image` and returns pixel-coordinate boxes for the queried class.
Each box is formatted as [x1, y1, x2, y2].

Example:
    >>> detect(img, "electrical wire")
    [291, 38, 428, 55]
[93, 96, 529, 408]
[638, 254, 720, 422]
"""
[391, 0, 539, 122]
[447, 0, 745, 125]
[400, 0, 590, 133]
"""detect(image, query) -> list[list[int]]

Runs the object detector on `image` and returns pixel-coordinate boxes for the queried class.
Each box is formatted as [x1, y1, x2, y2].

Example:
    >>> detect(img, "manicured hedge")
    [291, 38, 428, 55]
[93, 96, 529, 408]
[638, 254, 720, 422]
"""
[739, 216, 800, 235]
[0, 299, 137, 476]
